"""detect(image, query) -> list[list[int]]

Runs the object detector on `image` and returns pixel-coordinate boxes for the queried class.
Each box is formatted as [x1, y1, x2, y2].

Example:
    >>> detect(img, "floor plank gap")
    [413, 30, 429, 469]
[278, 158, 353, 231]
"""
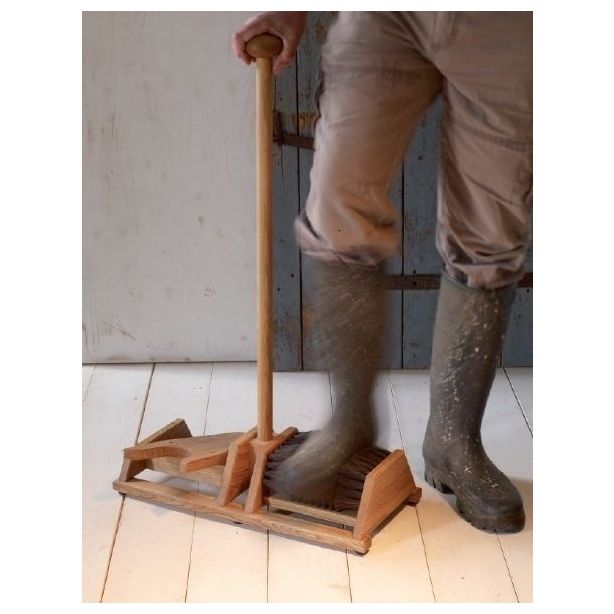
[503, 367, 533, 437]
[266, 528, 270, 603]
[133, 363, 156, 445]
[497, 533, 520, 603]
[415, 507, 437, 602]
[386, 371, 407, 451]
[100, 496, 127, 603]
[201, 363, 214, 436]
[183, 515, 197, 603]
[345, 547, 353, 603]
[82, 364, 97, 404]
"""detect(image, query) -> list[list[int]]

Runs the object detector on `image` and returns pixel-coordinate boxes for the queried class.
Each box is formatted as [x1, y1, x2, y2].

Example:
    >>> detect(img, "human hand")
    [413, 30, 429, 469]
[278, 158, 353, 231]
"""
[232, 12, 307, 74]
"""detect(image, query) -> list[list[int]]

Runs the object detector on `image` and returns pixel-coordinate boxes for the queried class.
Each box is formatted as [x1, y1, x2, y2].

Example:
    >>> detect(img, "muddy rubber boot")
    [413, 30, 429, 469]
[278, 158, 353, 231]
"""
[422, 272, 525, 533]
[264, 257, 387, 507]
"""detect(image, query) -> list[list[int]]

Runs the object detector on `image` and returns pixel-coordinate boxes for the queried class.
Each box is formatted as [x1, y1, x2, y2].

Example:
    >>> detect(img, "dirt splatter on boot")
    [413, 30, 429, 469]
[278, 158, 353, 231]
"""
[264, 257, 387, 507]
[422, 272, 525, 533]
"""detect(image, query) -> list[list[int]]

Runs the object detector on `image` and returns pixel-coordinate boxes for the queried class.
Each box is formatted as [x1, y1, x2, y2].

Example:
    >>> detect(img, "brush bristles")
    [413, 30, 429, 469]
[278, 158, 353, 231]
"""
[333, 447, 390, 511]
[265, 431, 311, 469]
[264, 430, 390, 512]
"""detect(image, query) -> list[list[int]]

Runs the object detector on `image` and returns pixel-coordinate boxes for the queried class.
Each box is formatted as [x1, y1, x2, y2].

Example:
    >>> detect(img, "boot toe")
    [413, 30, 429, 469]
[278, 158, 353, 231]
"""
[457, 486, 526, 533]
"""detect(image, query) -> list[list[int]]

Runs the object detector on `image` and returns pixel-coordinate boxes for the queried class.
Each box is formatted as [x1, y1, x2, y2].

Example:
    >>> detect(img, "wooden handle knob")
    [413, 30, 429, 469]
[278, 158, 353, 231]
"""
[246, 34, 283, 59]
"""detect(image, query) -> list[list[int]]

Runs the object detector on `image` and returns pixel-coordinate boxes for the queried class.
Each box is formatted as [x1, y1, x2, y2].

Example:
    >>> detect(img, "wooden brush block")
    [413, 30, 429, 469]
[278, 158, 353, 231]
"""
[353, 449, 421, 539]
[216, 427, 258, 506]
[145, 458, 225, 488]
[115, 422, 422, 553]
[118, 418, 193, 482]
[267, 495, 358, 527]
[244, 426, 298, 513]
[124, 432, 242, 472]
[113, 477, 371, 553]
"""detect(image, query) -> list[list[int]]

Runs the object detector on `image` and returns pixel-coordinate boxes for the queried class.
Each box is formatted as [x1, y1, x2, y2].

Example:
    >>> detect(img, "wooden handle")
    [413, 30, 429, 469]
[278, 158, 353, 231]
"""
[246, 34, 284, 59]
[251, 35, 281, 442]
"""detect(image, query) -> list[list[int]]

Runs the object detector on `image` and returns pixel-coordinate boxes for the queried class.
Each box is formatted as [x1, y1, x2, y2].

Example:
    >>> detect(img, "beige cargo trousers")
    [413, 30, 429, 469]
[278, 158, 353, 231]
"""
[295, 12, 532, 289]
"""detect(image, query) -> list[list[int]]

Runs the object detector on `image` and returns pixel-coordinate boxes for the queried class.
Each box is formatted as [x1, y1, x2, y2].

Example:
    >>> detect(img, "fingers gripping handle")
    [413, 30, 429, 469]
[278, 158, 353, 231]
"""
[250, 35, 282, 442]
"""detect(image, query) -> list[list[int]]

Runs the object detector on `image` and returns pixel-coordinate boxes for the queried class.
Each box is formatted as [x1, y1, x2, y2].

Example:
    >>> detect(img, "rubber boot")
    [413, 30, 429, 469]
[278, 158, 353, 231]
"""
[265, 257, 387, 507]
[422, 272, 525, 532]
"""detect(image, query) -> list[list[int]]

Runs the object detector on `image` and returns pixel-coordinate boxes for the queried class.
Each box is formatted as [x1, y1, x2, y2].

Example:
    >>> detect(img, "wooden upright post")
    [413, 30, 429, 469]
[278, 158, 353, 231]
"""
[246, 34, 283, 443]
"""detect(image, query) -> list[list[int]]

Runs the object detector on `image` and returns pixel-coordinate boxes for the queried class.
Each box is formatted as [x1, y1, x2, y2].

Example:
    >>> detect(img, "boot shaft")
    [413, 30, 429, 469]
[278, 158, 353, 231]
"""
[309, 257, 388, 423]
[428, 273, 516, 443]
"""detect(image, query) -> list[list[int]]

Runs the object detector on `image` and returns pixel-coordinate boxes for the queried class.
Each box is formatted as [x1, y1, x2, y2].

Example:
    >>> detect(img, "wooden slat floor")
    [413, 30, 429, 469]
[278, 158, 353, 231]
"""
[82, 363, 532, 603]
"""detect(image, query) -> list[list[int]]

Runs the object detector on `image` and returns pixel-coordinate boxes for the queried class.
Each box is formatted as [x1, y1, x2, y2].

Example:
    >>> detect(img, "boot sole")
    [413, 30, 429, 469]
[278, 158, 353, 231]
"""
[424, 466, 525, 533]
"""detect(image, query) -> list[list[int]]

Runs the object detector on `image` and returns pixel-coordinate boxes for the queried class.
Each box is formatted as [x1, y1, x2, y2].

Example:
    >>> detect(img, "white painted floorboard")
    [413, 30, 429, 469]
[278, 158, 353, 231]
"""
[82, 364, 153, 602]
[102, 363, 213, 602]
[187, 363, 268, 602]
[347, 504, 435, 603]
[84, 363, 533, 603]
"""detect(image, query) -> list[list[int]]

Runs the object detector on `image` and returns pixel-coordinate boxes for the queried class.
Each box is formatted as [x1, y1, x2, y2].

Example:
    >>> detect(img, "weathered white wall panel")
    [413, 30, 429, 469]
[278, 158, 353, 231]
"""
[83, 11, 258, 362]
